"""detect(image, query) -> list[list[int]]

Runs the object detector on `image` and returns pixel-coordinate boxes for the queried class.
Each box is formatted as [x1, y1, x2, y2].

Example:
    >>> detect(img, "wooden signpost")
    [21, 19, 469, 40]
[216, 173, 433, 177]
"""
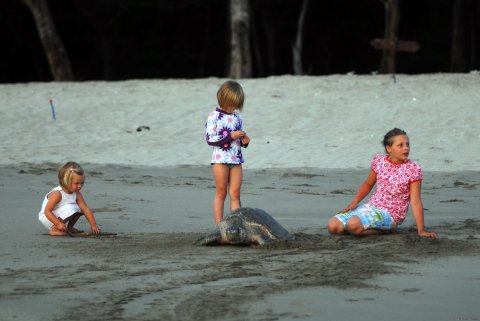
[371, 38, 420, 53]
[370, 37, 421, 74]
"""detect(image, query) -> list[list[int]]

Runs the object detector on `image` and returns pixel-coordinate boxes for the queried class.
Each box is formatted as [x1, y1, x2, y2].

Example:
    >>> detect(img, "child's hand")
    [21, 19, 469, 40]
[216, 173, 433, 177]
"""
[340, 203, 358, 213]
[418, 230, 437, 238]
[241, 135, 250, 145]
[231, 131, 246, 140]
[90, 224, 101, 235]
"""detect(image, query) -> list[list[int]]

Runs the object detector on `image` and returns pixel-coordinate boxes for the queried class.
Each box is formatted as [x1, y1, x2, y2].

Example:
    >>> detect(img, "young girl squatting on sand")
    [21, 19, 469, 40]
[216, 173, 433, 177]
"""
[38, 161, 101, 236]
[206, 80, 250, 224]
[327, 128, 437, 238]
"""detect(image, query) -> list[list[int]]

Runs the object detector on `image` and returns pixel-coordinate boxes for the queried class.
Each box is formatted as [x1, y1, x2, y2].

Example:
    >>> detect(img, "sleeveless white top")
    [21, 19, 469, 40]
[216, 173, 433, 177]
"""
[38, 186, 81, 220]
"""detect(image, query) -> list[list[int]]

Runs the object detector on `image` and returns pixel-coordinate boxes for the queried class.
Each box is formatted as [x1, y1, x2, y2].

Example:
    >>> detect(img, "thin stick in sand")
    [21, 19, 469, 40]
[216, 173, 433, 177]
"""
[66, 231, 117, 237]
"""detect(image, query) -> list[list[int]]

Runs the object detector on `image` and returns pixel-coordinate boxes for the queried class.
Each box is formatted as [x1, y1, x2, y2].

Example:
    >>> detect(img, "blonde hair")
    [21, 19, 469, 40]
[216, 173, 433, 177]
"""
[58, 161, 84, 188]
[217, 80, 245, 111]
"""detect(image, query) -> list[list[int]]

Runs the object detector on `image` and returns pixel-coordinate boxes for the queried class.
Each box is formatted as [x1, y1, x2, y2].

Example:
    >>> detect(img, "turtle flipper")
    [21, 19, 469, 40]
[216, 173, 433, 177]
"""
[251, 233, 274, 246]
[194, 231, 222, 246]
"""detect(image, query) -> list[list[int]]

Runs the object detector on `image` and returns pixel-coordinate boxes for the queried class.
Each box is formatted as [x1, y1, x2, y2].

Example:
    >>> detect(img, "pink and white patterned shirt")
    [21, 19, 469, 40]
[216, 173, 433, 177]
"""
[368, 154, 423, 224]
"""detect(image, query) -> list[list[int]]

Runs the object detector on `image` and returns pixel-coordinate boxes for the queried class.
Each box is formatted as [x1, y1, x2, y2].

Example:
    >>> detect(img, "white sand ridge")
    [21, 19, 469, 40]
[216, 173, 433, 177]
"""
[1, 74, 478, 171]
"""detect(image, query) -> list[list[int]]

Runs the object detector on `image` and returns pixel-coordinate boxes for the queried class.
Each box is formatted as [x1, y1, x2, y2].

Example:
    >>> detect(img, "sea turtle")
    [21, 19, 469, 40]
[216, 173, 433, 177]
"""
[195, 207, 295, 246]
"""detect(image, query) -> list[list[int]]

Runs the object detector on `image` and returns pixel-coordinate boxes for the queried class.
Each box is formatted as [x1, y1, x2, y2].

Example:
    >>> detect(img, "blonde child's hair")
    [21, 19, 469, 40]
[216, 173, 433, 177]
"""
[217, 80, 245, 111]
[58, 161, 84, 188]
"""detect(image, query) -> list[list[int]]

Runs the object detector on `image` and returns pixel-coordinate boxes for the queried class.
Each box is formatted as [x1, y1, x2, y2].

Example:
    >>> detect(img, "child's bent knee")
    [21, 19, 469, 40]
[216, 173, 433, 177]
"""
[327, 218, 345, 235]
[346, 217, 364, 235]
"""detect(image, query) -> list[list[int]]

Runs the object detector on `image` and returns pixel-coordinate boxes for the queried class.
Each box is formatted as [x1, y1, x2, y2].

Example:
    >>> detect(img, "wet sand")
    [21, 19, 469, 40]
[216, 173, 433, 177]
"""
[0, 164, 479, 321]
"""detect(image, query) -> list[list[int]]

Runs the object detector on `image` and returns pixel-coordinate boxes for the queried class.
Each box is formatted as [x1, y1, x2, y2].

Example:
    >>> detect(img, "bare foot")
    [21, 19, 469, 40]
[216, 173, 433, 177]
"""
[49, 229, 68, 236]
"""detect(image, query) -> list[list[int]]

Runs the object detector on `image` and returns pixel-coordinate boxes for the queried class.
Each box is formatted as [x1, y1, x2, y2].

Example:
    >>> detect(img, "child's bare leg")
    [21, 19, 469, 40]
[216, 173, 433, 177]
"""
[65, 212, 84, 233]
[228, 165, 243, 211]
[212, 164, 229, 224]
[327, 217, 348, 235]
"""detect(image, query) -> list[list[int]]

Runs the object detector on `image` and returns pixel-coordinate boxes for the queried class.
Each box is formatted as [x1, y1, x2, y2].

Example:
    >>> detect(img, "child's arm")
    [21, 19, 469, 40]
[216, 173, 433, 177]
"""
[207, 130, 246, 146]
[410, 181, 437, 238]
[76, 192, 101, 235]
[341, 170, 377, 212]
[44, 191, 67, 232]
[205, 115, 245, 146]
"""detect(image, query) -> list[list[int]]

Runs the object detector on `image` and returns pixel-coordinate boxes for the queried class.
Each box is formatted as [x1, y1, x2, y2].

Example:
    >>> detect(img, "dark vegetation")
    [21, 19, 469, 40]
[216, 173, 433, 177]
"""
[1, 0, 479, 83]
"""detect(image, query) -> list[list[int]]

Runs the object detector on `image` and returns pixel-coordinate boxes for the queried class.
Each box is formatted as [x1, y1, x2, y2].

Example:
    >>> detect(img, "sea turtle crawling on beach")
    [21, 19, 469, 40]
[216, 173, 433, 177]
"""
[195, 207, 295, 246]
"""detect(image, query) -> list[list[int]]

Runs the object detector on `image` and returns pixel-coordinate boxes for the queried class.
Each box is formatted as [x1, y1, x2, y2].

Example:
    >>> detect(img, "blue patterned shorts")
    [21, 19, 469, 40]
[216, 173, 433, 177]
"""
[334, 204, 397, 230]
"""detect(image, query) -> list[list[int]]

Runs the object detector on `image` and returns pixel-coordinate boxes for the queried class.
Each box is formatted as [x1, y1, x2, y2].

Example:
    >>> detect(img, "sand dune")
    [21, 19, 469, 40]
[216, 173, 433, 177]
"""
[1, 74, 478, 170]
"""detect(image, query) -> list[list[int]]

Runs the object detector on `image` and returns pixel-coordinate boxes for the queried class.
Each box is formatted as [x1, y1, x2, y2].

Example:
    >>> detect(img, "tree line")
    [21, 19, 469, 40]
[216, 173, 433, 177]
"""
[2, 0, 479, 82]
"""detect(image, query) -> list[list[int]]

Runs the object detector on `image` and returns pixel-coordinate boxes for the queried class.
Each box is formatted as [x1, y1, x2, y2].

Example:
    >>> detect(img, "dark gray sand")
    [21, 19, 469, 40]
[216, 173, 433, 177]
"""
[0, 164, 479, 321]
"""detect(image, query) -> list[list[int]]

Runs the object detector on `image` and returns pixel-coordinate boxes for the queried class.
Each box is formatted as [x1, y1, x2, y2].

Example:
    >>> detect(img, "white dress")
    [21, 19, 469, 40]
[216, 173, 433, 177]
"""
[38, 186, 81, 229]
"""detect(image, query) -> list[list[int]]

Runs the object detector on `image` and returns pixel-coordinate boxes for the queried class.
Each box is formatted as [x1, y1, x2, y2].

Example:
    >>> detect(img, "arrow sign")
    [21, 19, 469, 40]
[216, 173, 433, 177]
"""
[370, 38, 421, 53]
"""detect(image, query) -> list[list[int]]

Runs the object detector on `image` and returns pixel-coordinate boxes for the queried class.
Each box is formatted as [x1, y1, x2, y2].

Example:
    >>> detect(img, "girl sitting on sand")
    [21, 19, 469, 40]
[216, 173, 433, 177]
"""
[38, 161, 101, 236]
[205, 80, 250, 224]
[327, 128, 437, 238]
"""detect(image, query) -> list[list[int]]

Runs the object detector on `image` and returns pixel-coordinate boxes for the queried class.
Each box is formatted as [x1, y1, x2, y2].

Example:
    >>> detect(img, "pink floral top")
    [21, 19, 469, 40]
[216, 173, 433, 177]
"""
[368, 155, 423, 224]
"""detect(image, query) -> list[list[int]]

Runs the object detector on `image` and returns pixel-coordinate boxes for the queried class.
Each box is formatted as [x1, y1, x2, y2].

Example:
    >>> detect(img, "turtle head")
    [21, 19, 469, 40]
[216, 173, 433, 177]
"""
[225, 226, 247, 244]
[220, 217, 248, 244]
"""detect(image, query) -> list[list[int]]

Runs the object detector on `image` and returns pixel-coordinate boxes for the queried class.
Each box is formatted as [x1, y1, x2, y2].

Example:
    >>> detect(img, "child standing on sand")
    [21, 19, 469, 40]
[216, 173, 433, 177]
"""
[206, 80, 250, 224]
[38, 161, 101, 236]
[327, 128, 437, 238]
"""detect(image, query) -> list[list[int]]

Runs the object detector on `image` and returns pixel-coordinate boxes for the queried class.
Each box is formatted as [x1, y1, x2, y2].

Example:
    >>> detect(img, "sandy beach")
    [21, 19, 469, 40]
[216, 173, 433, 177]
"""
[0, 74, 479, 320]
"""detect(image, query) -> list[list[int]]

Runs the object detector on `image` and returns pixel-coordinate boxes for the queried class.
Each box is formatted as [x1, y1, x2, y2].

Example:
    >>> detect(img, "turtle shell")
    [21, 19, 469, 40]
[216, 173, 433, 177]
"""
[225, 207, 294, 241]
